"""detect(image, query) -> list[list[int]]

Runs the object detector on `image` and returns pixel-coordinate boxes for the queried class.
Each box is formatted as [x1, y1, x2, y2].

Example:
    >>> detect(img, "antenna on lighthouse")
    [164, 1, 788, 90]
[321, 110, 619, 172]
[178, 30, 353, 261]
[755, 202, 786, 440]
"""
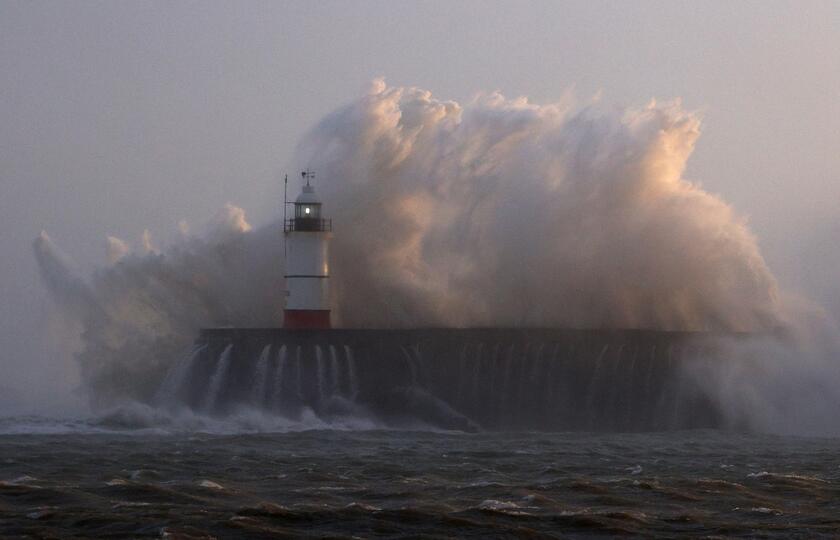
[302, 169, 315, 186]
[283, 173, 288, 260]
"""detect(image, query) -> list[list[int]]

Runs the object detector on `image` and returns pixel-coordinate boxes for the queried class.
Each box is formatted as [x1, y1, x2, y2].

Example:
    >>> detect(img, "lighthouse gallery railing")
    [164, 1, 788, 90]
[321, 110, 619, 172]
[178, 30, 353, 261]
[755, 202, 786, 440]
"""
[284, 218, 332, 232]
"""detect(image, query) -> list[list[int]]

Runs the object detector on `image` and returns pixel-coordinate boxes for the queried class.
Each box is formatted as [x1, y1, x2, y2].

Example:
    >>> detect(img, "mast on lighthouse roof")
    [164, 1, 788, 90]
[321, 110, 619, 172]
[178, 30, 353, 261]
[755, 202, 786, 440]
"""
[283, 170, 332, 329]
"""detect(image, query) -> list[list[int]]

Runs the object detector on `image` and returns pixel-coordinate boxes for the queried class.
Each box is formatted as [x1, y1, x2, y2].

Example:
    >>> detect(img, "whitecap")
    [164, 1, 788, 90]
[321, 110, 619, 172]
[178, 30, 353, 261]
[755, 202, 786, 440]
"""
[749, 507, 783, 515]
[345, 502, 381, 511]
[478, 499, 522, 511]
[2, 475, 39, 487]
[626, 465, 643, 475]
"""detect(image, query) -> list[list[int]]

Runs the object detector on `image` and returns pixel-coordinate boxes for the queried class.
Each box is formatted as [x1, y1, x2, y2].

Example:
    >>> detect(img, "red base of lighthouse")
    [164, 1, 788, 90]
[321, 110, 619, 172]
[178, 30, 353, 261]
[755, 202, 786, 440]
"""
[283, 309, 331, 329]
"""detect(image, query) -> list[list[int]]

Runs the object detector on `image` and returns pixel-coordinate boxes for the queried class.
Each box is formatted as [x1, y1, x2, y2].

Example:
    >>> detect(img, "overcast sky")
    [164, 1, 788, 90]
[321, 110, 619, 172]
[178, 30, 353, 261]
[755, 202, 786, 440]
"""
[1, 1, 839, 398]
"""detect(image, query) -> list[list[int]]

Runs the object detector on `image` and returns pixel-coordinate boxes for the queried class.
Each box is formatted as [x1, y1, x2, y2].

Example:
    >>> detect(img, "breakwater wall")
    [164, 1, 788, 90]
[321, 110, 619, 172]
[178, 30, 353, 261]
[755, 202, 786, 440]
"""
[158, 328, 730, 431]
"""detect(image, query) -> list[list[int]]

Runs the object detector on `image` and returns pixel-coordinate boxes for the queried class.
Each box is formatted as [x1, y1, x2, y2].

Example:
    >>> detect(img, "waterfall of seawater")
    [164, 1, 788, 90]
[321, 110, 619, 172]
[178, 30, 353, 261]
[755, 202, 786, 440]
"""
[158, 329, 729, 431]
[271, 345, 287, 409]
[154, 344, 206, 406]
[315, 345, 325, 407]
[295, 346, 303, 402]
[344, 345, 359, 399]
[329, 345, 340, 397]
[203, 344, 232, 412]
[250, 345, 271, 406]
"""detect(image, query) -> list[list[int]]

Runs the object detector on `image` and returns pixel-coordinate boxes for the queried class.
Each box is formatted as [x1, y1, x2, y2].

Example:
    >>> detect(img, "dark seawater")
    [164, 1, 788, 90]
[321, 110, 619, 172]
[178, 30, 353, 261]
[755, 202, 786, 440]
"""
[1, 417, 839, 538]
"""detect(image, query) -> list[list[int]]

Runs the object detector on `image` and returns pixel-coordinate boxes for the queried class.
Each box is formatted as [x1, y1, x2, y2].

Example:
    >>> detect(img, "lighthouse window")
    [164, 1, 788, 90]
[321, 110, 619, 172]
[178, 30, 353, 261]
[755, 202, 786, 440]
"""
[295, 204, 320, 219]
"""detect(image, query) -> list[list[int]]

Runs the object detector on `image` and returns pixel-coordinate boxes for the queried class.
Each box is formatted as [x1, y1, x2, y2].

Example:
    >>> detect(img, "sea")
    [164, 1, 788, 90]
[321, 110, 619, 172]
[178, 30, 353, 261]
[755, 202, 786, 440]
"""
[1, 410, 839, 538]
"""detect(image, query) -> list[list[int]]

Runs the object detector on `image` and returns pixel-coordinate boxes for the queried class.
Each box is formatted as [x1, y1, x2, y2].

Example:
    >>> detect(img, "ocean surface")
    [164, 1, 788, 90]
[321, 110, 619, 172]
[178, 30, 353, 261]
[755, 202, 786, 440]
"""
[1, 412, 839, 538]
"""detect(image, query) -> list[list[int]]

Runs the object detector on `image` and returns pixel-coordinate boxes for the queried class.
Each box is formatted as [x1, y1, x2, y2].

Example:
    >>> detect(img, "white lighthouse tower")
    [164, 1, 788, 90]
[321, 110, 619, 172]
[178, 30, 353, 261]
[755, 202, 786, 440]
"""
[283, 171, 332, 329]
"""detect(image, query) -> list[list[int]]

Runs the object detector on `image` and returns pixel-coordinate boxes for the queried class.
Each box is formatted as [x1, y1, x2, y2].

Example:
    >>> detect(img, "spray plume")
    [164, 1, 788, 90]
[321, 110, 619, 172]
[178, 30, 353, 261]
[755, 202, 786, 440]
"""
[304, 81, 782, 331]
[34, 81, 788, 407]
[33, 212, 285, 405]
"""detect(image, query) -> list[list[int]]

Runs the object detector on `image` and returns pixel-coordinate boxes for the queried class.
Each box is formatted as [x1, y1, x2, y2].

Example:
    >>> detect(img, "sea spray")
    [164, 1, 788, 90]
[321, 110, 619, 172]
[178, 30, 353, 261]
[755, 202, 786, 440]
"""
[300, 81, 782, 332]
[250, 345, 271, 406]
[33, 83, 783, 408]
[315, 345, 325, 407]
[344, 345, 358, 400]
[204, 344, 233, 412]
[329, 345, 340, 397]
[155, 344, 205, 406]
[33, 82, 840, 435]
[271, 345, 287, 409]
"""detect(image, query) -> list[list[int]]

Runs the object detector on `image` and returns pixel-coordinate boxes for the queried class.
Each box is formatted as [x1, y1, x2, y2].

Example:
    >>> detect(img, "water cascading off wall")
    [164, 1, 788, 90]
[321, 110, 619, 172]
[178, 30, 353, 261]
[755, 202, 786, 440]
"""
[154, 328, 733, 432]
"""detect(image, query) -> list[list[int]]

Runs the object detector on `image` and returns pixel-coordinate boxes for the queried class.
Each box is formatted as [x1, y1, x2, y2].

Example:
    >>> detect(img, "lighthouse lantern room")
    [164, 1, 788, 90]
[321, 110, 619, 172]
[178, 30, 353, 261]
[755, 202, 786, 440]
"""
[283, 171, 332, 329]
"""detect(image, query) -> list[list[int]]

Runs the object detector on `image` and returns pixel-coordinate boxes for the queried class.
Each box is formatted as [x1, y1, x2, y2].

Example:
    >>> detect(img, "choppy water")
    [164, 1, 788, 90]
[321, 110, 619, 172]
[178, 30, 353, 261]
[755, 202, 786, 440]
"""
[1, 414, 839, 538]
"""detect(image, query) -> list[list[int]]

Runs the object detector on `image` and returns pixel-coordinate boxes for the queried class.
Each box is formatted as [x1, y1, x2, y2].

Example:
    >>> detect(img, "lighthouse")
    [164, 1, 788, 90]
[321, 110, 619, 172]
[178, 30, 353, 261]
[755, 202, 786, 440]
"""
[283, 171, 332, 329]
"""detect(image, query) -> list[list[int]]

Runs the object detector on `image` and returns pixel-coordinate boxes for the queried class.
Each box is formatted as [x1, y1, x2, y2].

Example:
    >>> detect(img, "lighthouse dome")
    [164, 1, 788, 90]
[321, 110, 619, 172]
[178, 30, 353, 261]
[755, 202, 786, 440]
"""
[295, 184, 321, 205]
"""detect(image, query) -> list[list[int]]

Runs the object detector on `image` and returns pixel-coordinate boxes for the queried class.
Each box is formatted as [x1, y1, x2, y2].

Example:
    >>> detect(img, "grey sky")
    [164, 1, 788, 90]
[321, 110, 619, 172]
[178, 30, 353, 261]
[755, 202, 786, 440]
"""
[1, 1, 839, 399]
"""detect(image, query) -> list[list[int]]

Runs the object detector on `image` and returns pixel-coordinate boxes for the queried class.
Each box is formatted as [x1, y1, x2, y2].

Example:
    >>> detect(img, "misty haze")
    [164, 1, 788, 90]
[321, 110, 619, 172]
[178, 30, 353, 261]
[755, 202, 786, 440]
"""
[2, 2, 840, 538]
